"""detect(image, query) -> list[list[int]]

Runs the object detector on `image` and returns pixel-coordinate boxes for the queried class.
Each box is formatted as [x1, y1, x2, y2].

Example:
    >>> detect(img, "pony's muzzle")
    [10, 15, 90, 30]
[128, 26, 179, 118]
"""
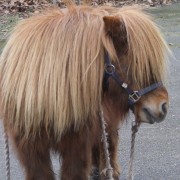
[142, 101, 168, 124]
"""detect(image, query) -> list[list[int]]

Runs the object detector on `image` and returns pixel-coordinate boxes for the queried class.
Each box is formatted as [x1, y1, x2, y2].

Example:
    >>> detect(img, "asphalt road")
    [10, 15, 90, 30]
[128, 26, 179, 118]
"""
[0, 3, 180, 180]
[120, 4, 180, 180]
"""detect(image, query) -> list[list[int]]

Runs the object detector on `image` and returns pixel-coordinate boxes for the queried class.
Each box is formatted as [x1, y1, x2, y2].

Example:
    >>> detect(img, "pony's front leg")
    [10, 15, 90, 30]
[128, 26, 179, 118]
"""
[109, 132, 121, 179]
[59, 128, 92, 180]
[9, 129, 55, 180]
[99, 131, 120, 180]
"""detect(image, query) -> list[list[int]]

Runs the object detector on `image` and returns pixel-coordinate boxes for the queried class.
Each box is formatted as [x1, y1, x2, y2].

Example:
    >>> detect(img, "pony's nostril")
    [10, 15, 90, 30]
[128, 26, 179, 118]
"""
[162, 102, 168, 114]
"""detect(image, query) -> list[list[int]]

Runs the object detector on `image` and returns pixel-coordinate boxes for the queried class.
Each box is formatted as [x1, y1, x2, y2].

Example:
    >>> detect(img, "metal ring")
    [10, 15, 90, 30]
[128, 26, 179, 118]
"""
[105, 64, 115, 75]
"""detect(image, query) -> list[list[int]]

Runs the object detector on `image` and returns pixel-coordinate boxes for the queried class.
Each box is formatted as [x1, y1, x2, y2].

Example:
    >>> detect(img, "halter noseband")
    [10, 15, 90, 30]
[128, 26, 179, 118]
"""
[103, 52, 163, 110]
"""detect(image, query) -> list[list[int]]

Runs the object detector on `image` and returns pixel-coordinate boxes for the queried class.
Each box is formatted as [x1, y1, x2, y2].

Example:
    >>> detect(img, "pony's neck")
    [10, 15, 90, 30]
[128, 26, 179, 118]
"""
[103, 90, 129, 130]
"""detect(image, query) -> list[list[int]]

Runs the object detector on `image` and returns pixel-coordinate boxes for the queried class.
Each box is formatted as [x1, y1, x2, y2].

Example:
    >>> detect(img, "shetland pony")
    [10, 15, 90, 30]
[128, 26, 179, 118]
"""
[0, 3, 169, 180]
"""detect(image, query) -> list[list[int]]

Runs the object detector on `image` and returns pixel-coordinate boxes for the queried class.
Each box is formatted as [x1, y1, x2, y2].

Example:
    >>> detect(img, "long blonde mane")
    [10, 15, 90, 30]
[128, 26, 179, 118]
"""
[0, 5, 169, 139]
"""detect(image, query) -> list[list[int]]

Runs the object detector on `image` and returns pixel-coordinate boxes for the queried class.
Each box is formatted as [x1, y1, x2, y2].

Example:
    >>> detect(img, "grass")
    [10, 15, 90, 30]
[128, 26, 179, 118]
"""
[0, 14, 19, 53]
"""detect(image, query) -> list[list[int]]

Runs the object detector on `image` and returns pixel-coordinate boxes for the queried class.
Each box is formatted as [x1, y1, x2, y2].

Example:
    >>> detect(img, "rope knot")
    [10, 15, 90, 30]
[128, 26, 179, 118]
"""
[131, 125, 138, 133]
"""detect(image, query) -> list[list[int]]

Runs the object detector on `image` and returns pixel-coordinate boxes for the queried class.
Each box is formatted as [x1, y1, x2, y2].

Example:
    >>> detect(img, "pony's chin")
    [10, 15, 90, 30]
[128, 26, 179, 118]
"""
[140, 118, 155, 124]
[138, 109, 165, 124]
[140, 117, 165, 124]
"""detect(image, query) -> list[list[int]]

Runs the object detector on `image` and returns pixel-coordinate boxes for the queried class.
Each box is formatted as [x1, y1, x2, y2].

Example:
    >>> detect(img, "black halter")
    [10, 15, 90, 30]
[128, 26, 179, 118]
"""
[103, 52, 163, 110]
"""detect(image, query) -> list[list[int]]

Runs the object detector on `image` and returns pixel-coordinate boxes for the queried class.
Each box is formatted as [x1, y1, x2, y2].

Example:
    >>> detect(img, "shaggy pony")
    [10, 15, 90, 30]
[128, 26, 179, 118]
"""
[0, 4, 169, 180]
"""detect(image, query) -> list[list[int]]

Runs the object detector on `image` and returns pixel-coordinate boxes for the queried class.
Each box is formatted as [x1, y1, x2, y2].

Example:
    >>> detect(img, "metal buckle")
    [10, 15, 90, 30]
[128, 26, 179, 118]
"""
[129, 91, 141, 103]
[105, 64, 115, 75]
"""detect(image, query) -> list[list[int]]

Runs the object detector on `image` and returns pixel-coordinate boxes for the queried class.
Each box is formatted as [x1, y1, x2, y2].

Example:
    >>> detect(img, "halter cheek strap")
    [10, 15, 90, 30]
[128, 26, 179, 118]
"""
[103, 52, 163, 109]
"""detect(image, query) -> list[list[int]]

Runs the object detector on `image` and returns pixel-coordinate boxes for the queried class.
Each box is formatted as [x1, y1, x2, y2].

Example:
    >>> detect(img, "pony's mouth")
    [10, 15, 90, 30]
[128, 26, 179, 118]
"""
[142, 108, 165, 124]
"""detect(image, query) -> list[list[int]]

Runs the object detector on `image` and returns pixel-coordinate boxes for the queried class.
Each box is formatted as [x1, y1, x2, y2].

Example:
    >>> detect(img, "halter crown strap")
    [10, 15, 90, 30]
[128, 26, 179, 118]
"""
[104, 52, 163, 107]
[104, 52, 134, 95]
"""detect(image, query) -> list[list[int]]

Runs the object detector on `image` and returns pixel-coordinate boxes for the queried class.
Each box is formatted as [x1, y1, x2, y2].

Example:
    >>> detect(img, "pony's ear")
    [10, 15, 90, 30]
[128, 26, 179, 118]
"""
[103, 16, 128, 56]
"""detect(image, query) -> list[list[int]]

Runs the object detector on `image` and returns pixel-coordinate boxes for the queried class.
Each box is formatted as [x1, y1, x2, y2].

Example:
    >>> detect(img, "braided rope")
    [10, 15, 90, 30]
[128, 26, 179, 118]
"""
[3, 122, 10, 180]
[100, 107, 114, 180]
[128, 119, 139, 180]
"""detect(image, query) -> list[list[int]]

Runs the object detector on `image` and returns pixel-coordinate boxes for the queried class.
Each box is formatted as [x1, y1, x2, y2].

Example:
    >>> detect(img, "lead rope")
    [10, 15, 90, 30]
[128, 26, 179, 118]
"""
[128, 119, 139, 180]
[100, 107, 114, 180]
[3, 122, 10, 180]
